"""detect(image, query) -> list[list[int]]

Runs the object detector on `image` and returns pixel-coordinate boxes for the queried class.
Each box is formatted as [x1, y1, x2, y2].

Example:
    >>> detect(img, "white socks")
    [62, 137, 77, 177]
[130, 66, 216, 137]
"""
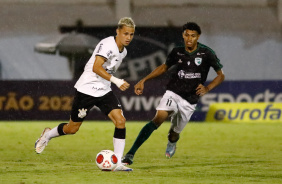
[113, 138, 125, 165]
[45, 126, 60, 140]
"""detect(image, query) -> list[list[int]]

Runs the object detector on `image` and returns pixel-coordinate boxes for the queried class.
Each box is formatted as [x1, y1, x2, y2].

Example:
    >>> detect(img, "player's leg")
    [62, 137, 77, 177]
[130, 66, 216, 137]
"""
[128, 110, 169, 154]
[35, 91, 92, 154]
[108, 109, 126, 165]
[165, 113, 179, 158]
[122, 110, 169, 165]
[165, 95, 197, 158]
[122, 91, 178, 165]
[97, 91, 132, 171]
[35, 119, 83, 154]
[98, 92, 126, 164]
[108, 109, 132, 171]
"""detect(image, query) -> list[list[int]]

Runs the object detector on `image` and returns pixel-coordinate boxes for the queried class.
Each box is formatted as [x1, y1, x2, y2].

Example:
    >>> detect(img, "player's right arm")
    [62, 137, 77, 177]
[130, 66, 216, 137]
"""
[134, 64, 168, 95]
[93, 55, 130, 91]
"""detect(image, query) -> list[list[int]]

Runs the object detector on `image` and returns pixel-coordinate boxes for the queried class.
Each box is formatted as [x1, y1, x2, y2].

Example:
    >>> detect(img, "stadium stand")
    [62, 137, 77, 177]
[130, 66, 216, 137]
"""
[0, 0, 281, 80]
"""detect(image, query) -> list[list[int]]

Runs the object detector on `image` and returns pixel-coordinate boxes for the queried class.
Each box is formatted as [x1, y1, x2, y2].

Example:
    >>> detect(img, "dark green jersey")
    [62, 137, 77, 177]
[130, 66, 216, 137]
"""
[165, 43, 223, 104]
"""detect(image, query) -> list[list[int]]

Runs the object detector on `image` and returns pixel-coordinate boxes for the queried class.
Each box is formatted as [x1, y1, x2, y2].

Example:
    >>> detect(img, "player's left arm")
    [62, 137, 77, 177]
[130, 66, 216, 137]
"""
[196, 69, 225, 96]
[93, 55, 130, 91]
[93, 56, 112, 80]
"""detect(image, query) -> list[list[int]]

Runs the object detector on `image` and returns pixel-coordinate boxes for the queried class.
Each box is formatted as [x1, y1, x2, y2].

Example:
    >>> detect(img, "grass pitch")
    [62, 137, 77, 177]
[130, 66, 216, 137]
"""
[0, 121, 282, 184]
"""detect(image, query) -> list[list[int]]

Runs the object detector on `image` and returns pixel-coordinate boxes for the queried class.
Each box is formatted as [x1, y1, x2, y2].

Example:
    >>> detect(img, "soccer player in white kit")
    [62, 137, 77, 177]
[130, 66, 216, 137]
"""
[35, 17, 135, 171]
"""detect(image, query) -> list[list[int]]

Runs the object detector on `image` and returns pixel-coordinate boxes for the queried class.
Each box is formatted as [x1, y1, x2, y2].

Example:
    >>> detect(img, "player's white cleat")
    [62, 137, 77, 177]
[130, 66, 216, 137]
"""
[113, 164, 133, 171]
[35, 128, 51, 154]
[165, 141, 176, 159]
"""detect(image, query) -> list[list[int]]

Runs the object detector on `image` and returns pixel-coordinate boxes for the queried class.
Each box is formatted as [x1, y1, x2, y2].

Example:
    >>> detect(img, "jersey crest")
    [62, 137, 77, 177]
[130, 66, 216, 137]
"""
[195, 57, 202, 66]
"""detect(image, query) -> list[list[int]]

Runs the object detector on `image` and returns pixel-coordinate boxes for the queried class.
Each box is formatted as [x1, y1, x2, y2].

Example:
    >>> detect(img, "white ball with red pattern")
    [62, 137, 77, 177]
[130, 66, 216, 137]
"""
[95, 150, 118, 171]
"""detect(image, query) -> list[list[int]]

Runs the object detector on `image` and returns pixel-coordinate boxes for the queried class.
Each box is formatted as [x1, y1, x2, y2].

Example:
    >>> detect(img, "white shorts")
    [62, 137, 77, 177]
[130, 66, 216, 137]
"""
[156, 90, 197, 134]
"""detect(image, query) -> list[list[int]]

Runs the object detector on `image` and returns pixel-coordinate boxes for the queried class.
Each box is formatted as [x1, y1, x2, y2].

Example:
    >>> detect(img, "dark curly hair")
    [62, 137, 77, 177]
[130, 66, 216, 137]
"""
[182, 22, 201, 35]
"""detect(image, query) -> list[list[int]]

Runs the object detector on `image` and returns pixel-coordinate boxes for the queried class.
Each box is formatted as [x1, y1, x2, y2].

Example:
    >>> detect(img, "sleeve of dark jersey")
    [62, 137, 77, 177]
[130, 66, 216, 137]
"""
[208, 50, 223, 71]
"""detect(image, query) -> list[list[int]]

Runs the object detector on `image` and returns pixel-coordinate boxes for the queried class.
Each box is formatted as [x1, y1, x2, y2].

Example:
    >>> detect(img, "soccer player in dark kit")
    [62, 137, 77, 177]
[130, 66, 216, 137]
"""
[122, 22, 225, 165]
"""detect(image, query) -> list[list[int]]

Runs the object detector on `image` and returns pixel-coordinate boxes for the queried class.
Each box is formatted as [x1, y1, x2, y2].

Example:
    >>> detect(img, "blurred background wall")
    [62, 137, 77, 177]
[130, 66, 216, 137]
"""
[0, 0, 281, 80]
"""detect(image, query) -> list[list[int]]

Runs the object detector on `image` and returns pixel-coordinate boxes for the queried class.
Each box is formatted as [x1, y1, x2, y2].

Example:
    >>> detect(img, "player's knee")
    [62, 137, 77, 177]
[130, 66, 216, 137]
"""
[152, 117, 165, 127]
[152, 111, 169, 127]
[115, 117, 126, 128]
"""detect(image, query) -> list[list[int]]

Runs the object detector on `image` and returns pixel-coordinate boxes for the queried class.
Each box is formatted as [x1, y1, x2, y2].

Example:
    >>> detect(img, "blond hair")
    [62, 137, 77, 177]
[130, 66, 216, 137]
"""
[118, 17, 135, 29]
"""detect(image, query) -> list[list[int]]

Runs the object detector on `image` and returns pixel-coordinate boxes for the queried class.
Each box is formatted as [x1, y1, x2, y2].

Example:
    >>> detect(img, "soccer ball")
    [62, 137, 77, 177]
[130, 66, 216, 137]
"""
[95, 150, 118, 171]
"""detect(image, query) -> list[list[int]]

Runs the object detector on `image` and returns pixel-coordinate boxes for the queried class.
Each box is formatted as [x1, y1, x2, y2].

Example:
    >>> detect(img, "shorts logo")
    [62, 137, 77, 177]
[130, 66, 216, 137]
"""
[78, 108, 87, 118]
[195, 57, 202, 66]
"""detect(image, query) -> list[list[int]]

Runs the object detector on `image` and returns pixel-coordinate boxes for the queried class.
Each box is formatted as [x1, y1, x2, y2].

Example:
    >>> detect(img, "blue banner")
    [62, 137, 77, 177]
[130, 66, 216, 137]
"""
[195, 80, 282, 121]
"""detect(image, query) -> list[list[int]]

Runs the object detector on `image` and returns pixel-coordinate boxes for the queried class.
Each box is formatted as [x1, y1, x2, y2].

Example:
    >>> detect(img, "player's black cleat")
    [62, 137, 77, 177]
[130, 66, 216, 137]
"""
[122, 154, 134, 165]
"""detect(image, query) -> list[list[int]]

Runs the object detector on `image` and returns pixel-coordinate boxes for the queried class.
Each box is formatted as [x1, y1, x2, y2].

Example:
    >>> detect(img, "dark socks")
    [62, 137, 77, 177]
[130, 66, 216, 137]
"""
[57, 123, 67, 135]
[168, 128, 180, 143]
[127, 121, 158, 155]
[114, 127, 126, 139]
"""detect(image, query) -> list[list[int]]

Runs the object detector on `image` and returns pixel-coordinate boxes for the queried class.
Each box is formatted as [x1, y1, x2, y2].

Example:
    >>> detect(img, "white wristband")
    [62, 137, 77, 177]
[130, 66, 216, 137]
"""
[110, 76, 124, 88]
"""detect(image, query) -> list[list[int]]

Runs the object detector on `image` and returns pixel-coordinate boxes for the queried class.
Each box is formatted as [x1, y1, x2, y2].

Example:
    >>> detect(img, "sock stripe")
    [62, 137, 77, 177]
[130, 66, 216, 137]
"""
[114, 127, 126, 139]
[57, 123, 67, 135]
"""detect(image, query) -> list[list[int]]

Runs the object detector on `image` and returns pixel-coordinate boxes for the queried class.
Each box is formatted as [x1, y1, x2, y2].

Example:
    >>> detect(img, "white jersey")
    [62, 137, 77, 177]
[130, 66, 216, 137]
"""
[74, 36, 127, 97]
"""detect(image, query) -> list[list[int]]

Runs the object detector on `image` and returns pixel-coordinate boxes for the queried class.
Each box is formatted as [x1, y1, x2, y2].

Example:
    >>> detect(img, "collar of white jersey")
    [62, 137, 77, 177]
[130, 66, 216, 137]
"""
[114, 36, 125, 53]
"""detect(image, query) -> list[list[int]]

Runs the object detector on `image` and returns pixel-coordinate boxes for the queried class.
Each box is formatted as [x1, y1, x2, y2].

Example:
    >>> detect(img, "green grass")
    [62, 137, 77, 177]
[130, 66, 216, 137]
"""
[1, 121, 282, 184]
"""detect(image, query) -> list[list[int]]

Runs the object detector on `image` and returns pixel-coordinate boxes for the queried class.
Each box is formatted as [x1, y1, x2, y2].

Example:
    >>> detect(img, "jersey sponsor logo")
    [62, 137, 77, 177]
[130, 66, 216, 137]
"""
[195, 57, 202, 66]
[177, 52, 185, 56]
[178, 70, 201, 79]
[92, 86, 104, 90]
[97, 43, 103, 53]
[78, 108, 87, 118]
[107, 50, 113, 57]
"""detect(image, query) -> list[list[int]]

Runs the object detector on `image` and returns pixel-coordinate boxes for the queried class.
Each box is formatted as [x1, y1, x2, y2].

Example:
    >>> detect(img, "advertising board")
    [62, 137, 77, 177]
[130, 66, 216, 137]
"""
[206, 103, 282, 123]
[0, 81, 281, 121]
